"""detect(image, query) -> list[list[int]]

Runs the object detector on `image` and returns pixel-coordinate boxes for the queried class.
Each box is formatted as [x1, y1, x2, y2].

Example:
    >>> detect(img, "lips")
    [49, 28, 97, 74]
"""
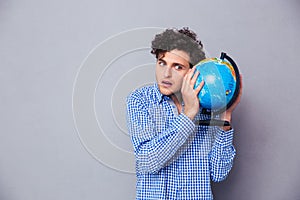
[161, 80, 172, 87]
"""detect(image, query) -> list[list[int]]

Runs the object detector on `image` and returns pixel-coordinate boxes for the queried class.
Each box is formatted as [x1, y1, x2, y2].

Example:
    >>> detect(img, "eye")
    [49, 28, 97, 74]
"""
[158, 61, 166, 66]
[174, 65, 183, 70]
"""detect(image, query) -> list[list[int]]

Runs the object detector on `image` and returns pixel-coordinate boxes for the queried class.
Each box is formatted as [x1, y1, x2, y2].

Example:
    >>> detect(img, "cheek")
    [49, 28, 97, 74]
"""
[173, 72, 185, 86]
[177, 70, 190, 87]
[155, 65, 161, 77]
[176, 69, 188, 80]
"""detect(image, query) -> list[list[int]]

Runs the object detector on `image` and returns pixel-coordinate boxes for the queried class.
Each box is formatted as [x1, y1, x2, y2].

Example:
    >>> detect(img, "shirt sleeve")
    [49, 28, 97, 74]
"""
[209, 127, 236, 182]
[126, 92, 195, 174]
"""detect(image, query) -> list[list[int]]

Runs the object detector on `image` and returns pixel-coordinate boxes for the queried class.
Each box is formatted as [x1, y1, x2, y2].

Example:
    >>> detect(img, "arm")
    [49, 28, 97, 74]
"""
[209, 127, 236, 182]
[210, 74, 243, 181]
[126, 93, 195, 174]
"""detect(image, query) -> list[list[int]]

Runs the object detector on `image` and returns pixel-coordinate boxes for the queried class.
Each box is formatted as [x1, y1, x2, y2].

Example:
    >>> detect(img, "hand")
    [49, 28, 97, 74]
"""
[220, 74, 243, 122]
[181, 66, 204, 120]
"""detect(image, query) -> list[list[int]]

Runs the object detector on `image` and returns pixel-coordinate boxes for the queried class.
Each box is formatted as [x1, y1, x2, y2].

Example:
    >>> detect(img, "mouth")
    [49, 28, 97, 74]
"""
[161, 80, 172, 88]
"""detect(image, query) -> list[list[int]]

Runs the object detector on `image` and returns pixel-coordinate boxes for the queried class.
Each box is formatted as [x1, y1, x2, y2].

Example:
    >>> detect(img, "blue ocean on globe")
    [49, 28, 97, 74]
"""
[194, 58, 237, 112]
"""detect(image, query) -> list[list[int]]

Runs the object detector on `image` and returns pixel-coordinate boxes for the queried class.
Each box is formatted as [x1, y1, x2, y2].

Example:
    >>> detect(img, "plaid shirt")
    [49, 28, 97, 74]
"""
[126, 83, 236, 200]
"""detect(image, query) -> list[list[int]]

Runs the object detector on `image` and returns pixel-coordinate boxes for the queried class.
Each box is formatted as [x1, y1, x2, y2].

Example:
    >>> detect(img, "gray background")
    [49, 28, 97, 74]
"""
[1, 0, 300, 199]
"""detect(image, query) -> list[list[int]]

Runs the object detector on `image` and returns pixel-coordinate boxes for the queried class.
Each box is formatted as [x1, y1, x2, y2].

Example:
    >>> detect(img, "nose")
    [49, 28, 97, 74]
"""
[164, 65, 172, 78]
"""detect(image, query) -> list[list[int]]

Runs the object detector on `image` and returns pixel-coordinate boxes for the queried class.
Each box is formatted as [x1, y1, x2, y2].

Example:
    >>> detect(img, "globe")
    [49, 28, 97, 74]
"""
[194, 52, 240, 114]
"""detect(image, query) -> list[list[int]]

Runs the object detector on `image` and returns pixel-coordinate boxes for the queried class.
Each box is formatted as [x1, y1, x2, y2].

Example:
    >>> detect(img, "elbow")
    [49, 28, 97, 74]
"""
[135, 150, 162, 174]
[211, 173, 229, 182]
[210, 161, 233, 182]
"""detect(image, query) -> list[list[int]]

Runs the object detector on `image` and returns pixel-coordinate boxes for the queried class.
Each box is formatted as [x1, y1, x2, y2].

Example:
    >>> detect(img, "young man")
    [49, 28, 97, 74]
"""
[126, 27, 242, 199]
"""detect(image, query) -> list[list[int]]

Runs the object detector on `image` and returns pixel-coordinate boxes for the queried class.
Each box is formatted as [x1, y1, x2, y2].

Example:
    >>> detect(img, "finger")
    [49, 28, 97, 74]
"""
[191, 70, 200, 85]
[182, 71, 189, 88]
[182, 68, 194, 89]
[237, 73, 243, 97]
[239, 74, 243, 91]
[186, 66, 196, 80]
[195, 80, 204, 94]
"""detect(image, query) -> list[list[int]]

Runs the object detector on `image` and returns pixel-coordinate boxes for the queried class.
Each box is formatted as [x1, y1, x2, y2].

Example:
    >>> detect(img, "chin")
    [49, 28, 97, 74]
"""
[158, 86, 173, 96]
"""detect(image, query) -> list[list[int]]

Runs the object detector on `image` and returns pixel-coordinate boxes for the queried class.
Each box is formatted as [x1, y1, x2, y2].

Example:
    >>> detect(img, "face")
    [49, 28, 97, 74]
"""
[155, 49, 190, 96]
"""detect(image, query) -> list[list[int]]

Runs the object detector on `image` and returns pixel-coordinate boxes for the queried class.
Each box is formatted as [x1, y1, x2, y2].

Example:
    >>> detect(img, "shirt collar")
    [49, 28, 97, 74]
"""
[153, 83, 170, 103]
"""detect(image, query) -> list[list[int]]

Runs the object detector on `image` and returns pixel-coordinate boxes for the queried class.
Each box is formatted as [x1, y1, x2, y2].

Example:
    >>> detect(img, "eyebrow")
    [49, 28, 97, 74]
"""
[157, 58, 188, 68]
[157, 58, 189, 68]
[157, 58, 166, 63]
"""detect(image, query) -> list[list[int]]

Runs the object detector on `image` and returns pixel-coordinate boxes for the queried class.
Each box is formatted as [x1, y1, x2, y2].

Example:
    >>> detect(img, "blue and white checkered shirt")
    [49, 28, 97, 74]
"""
[126, 83, 236, 200]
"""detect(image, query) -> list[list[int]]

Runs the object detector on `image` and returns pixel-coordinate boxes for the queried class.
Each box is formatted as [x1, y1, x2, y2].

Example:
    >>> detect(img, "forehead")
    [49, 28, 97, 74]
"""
[158, 49, 190, 66]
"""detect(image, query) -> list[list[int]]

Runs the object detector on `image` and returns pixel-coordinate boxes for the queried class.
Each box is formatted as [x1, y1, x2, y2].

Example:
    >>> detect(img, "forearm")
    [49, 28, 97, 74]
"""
[131, 113, 195, 173]
[209, 128, 236, 182]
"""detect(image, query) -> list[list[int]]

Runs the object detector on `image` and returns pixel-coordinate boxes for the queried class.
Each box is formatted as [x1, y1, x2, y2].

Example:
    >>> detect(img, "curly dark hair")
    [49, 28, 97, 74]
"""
[151, 27, 206, 67]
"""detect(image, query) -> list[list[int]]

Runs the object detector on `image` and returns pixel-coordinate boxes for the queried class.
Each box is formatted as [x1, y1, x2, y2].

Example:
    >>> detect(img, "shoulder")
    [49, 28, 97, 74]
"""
[127, 83, 160, 102]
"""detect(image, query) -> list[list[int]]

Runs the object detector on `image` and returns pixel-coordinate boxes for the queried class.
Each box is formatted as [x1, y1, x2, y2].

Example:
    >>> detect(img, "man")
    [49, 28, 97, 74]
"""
[126, 27, 242, 199]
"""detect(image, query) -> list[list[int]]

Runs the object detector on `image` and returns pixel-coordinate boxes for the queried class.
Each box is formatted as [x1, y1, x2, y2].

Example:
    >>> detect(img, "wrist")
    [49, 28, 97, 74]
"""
[219, 112, 232, 131]
[221, 123, 232, 131]
[183, 107, 198, 121]
[183, 111, 195, 121]
[220, 111, 232, 123]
